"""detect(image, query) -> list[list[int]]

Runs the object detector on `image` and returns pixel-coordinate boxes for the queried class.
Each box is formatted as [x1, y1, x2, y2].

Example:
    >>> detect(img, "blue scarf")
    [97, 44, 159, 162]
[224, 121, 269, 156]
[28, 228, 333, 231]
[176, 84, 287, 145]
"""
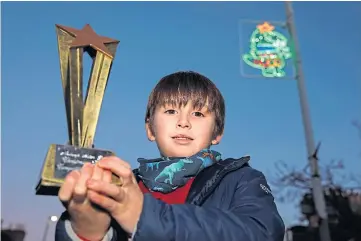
[137, 149, 222, 193]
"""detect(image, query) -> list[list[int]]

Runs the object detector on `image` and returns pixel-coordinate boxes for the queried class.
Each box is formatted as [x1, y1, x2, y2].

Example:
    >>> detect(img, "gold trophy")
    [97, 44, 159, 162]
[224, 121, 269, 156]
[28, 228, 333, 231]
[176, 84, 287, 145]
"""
[36, 24, 120, 196]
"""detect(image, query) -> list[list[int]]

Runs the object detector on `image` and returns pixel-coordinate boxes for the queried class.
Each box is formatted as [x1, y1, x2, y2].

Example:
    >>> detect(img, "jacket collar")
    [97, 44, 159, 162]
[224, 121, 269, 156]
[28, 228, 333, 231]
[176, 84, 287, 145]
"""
[133, 156, 251, 205]
[186, 156, 250, 205]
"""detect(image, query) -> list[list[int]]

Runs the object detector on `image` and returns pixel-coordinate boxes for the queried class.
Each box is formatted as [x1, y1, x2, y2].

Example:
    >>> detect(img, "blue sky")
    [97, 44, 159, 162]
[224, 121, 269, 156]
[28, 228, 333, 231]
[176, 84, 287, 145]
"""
[2, 1, 360, 240]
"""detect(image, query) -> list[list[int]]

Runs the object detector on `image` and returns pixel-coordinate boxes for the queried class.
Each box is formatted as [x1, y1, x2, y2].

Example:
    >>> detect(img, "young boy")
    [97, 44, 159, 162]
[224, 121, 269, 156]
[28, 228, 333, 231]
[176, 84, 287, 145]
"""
[55, 71, 285, 241]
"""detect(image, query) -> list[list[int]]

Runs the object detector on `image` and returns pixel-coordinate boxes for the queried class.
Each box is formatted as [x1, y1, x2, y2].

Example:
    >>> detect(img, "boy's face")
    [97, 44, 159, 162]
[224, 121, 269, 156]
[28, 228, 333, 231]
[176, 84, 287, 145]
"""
[146, 101, 223, 157]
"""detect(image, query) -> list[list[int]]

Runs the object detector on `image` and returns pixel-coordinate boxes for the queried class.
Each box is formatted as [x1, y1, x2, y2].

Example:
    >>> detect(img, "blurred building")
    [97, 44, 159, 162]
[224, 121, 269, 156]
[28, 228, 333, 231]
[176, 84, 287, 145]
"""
[284, 188, 361, 241]
[1, 221, 26, 241]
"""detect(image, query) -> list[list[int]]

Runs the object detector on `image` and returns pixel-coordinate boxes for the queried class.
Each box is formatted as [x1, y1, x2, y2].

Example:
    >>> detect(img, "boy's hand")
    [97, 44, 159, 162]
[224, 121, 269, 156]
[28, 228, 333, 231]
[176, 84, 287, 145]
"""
[59, 163, 112, 240]
[86, 156, 144, 234]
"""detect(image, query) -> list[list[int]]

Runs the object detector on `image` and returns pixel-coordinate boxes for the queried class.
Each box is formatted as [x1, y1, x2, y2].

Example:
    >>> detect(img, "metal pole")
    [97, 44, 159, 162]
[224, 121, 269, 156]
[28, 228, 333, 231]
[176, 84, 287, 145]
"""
[284, 2, 331, 241]
[42, 218, 50, 241]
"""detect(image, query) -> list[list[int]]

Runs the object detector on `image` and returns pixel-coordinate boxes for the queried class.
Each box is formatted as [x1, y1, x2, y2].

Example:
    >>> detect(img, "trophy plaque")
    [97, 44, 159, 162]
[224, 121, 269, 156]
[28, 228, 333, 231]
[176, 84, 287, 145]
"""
[35, 24, 121, 196]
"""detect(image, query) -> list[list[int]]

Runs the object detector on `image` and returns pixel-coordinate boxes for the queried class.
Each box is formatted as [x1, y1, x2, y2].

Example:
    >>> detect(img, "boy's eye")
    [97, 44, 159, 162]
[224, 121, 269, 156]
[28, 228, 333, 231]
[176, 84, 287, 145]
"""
[165, 109, 177, 114]
[192, 111, 205, 117]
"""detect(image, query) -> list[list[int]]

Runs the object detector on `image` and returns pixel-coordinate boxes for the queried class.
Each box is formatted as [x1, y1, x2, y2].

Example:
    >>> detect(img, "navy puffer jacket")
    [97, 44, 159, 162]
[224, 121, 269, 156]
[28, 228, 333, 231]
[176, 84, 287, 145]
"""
[55, 156, 285, 241]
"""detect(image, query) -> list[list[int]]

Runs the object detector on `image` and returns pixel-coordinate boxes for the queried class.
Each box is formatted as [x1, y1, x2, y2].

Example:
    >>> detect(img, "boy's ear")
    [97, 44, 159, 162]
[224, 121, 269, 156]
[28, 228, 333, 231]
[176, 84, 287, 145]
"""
[145, 121, 156, 142]
[211, 133, 223, 145]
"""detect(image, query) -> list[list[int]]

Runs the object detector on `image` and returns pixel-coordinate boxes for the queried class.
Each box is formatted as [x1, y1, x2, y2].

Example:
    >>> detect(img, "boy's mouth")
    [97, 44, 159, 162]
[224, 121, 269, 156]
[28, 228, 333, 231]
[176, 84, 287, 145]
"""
[172, 134, 194, 140]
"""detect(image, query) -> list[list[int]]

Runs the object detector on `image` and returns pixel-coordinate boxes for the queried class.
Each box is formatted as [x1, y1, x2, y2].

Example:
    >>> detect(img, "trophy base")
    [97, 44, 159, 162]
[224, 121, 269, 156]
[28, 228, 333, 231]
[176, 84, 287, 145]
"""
[36, 144, 121, 196]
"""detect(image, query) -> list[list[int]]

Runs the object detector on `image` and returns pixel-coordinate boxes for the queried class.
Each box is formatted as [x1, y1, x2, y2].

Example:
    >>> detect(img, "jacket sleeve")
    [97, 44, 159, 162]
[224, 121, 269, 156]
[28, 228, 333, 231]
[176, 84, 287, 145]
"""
[133, 170, 285, 241]
[55, 211, 129, 241]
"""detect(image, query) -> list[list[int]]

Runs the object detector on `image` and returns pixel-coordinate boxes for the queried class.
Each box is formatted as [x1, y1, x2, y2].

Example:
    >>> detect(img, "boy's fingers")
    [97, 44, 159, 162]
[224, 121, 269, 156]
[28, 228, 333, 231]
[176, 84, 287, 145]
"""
[97, 157, 133, 185]
[92, 164, 103, 181]
[87, 190, 121, 214]
[59, 170, 80, 202]
[103, 170, 112, 183]
[87, 180, 124, 202]
[74, 163, 93, 198]
[99, 156, 131, 169]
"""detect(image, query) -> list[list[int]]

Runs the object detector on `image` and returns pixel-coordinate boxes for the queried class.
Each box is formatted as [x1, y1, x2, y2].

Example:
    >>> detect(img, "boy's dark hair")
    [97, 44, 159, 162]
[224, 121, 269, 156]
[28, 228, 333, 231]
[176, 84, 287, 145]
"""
[145, 71, 225, 137]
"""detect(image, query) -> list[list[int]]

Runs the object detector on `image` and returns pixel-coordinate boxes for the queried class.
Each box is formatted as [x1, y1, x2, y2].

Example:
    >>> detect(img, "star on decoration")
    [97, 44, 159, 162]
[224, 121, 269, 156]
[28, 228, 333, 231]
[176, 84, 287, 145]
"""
[56, 24, 119, 57]
[257, 22, 275, 34]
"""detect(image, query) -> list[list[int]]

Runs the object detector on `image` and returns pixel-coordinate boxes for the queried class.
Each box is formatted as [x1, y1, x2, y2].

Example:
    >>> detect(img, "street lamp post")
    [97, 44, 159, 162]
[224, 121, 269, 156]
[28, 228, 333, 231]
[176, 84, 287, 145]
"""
[42, 215, 58, 241]
[284, 2, 331, 241]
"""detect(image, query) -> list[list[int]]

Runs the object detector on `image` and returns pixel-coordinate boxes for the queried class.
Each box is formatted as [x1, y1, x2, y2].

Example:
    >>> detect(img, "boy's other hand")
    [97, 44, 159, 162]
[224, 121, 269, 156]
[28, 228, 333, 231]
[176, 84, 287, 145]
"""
[58, 163, 111, 240]
[86, 156, 144, 234]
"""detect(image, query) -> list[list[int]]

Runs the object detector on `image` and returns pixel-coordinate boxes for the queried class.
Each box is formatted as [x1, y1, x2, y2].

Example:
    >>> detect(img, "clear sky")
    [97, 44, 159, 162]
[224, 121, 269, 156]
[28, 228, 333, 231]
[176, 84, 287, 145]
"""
[2, 1, 360, 241]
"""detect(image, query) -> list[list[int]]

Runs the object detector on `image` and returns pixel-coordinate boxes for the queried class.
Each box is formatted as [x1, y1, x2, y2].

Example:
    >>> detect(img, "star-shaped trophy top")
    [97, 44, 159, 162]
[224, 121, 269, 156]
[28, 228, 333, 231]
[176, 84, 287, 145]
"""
[56, 24, 119, 58]
[257, 22, 275, 34]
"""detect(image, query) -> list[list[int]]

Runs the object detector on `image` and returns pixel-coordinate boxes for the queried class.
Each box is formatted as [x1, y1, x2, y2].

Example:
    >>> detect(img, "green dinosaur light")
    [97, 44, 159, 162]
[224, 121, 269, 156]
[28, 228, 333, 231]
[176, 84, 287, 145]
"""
[243, 22, 292, 78]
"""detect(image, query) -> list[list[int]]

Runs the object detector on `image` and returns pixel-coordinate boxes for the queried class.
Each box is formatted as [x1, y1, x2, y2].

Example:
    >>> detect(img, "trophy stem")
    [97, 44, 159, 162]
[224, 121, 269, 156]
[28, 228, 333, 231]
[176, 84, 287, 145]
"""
[82, 52, 113, 148]
[68, 47, 84, 146]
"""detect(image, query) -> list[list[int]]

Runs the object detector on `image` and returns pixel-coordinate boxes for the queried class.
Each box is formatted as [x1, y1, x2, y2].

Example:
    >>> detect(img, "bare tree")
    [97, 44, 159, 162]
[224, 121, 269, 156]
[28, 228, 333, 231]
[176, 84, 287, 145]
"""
[270, 122, 361, 203]
[270, 157, 360, 203]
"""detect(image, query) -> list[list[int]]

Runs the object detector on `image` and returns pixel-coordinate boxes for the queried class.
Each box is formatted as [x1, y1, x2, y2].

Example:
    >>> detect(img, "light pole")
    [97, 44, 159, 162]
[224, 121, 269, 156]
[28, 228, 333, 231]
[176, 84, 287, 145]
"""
[42, 215, 58, 241]
[284, 2, 331, 241]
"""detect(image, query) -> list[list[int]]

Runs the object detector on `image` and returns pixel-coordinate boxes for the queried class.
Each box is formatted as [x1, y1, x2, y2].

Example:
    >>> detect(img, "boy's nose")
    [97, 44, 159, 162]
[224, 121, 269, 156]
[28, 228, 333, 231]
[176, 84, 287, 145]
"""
[177, 118, 191, 129]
